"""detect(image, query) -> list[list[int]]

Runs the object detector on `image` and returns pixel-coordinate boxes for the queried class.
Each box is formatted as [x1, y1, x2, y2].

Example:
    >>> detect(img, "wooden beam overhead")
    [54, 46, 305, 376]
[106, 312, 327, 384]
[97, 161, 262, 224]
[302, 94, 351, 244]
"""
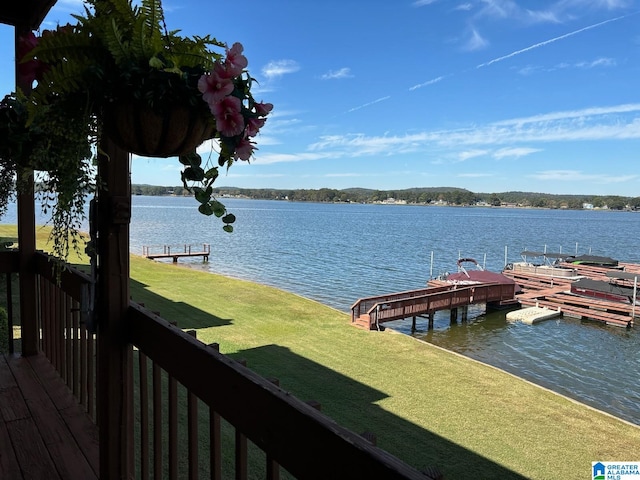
[0, 0, 57, 29]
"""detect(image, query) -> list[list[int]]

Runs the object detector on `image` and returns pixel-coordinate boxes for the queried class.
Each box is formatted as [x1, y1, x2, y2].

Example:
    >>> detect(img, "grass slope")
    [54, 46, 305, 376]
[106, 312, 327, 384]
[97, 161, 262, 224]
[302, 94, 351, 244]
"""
[129, 256, 640, 480]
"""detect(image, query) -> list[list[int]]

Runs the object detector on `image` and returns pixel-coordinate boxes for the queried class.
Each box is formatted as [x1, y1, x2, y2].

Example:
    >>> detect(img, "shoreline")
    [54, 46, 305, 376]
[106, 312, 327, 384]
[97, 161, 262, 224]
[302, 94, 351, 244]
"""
[140, 253, 639, 428]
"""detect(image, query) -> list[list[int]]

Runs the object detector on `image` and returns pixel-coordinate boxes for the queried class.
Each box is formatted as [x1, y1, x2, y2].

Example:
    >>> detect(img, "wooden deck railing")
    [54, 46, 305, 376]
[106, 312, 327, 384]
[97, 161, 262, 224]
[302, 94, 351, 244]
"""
[0, 251, 433, 479]
[0, 251, 98, 420]
[0, 251, 19, 354]
[128, 303, 430, 479]
[33, 252, 97, 421]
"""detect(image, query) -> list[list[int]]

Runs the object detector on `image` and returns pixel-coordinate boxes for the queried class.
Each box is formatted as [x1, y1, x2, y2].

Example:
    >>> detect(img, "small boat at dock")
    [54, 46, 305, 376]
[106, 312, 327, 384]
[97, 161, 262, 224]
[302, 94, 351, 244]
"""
[564, 254, 620, 268]
[503, 251, 582, 279]
[570, 271, 640, 305]
[439, 258, 522, 293]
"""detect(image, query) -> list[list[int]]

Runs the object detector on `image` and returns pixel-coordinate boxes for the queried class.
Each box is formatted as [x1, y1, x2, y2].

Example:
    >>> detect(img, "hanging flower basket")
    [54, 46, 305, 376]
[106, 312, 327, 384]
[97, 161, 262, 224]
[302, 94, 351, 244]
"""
[104, 102, 216, 157]
[6, 0, 273, 260]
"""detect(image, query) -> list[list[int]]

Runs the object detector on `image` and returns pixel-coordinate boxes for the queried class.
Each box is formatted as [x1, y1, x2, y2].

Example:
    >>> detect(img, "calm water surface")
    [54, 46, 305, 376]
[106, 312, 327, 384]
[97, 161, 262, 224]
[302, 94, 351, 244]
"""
[5, 197, 640, 424]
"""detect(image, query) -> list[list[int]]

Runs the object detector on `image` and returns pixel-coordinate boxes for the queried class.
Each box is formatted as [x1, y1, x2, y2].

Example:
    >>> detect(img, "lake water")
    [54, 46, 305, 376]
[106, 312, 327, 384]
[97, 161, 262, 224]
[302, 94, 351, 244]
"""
[4, 196, 640, 424]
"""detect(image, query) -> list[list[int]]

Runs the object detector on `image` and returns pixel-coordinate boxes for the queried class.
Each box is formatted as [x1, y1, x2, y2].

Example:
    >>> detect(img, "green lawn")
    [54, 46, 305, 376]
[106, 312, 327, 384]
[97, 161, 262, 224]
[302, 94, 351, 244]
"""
[128, 255, 640, 480]
[2, 224, 639, 479]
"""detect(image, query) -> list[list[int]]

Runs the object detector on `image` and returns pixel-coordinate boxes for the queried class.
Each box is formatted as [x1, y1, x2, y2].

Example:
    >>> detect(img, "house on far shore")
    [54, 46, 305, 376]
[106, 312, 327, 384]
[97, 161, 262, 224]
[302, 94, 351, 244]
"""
[379, 197, 407, 205]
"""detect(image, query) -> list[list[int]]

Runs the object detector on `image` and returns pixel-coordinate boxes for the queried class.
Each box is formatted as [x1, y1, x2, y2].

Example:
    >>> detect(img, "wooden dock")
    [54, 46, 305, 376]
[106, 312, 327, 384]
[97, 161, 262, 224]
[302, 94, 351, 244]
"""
[502, 261, 637, 328]
[351, 283, 517, 330]
[352, 258, 639, 331]
[142, 244, 210, 263]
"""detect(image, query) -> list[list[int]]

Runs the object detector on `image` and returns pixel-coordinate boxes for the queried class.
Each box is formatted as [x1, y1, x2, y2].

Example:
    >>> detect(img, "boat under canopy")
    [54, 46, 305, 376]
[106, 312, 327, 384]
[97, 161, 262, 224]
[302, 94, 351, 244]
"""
[570, 277, 638, 305]
[444, 258, 523, 293]
[564, 254, 619, 267]
[503, 251, 581, 279]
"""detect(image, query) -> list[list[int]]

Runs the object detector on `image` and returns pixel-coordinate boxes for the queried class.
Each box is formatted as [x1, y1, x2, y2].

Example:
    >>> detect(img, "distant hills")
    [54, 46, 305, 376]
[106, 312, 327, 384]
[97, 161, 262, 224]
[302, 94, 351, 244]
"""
[131, 185, 640, 210]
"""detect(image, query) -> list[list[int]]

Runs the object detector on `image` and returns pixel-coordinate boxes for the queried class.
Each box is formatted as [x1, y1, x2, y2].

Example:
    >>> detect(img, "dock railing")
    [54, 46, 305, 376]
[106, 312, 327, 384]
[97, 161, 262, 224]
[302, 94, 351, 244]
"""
[352, 283, 516, 327]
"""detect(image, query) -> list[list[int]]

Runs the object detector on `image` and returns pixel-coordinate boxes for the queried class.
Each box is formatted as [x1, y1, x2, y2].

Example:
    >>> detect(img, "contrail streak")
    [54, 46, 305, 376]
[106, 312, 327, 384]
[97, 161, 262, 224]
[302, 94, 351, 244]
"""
[477, 12, 637, 69]
[347, 96, 391, 113]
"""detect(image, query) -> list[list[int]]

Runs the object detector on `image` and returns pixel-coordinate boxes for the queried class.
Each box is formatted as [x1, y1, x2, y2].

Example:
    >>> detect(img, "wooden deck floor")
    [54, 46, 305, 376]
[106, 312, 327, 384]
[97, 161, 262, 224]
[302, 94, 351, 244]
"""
[0, 353, 99, 479]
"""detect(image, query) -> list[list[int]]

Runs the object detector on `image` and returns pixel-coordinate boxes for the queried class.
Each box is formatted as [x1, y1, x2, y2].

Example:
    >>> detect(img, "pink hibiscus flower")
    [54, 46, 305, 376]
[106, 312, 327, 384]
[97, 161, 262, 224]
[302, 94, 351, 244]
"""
[235, 137, 255, 161]
[198, 66, 234, 106]
[224, 42, 248, 78]
[212, 96, 244, 137]
[17, 32, 44, 85]
[255, 102, 274, 117]
[245, 117, 266, 137]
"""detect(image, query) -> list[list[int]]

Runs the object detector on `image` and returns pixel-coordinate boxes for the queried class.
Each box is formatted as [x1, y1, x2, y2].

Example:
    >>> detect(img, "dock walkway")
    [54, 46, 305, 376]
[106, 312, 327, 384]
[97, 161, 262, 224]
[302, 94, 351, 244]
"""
[142, 244, 210, 263]
[351, 282, 517, 330]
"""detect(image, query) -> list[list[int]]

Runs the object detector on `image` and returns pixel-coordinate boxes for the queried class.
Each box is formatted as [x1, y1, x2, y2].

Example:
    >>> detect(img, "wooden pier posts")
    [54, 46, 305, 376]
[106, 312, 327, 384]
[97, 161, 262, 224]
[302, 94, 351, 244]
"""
[449, 306, 468, 324]
[411, 313, 436, 332]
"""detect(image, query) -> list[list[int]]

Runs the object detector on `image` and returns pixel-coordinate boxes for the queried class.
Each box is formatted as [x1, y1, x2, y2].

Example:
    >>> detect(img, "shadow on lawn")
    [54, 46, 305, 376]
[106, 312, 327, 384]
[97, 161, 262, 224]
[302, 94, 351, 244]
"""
[130, 277, 233, 328]
[229, 344, 528, 480]
[128, 276, 526, 479]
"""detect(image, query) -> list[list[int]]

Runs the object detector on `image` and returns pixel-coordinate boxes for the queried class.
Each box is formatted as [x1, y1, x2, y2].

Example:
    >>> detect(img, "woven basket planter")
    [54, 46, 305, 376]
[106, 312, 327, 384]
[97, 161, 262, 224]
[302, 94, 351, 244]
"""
[105, 103, 215, 157]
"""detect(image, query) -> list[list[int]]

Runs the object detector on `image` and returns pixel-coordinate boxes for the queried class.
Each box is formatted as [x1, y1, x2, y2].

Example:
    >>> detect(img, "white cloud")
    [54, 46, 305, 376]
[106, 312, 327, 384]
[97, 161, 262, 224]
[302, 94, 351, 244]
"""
[412, 0, 439, 6]
[524, 9, 560, 23]
[305, 103, 640, 158]
[321, 68, 353, 80]
[493, 147, 542, 159]
[455, 3, 474, 12]
[516, 65, 541, 76]
[252, 152, 333, 165]
[580, 57, 616, 68]
[458, 149, 489, 161]
[464, 28, 489, 51]
[262, 60, 300, 79]
[492, 103, 640, 127]
[530, 169, 637, 184]
[478, 0, 519, 19]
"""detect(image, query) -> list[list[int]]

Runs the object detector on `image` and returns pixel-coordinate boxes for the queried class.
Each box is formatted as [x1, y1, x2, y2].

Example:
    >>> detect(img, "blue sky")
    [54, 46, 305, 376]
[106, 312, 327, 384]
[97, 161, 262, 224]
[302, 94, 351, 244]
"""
[2, 0, 640, 195]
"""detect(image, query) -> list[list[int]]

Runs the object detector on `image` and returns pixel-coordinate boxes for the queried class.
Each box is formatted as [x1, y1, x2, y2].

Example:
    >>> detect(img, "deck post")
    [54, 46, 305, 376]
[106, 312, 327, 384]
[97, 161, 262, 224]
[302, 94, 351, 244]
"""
[96, 137, 133, 479]
[15, 24, 39, 356]
[450, 308, 458, 324]
[461, 306, 468, 322]
[411, 316, 417, 333]
[428, 313, 434, 330]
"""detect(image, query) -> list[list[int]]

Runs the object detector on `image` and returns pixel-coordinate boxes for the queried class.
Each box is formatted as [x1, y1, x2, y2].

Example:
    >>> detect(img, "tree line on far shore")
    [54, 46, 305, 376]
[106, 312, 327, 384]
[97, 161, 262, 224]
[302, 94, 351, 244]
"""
[131, 185, 640, 210]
